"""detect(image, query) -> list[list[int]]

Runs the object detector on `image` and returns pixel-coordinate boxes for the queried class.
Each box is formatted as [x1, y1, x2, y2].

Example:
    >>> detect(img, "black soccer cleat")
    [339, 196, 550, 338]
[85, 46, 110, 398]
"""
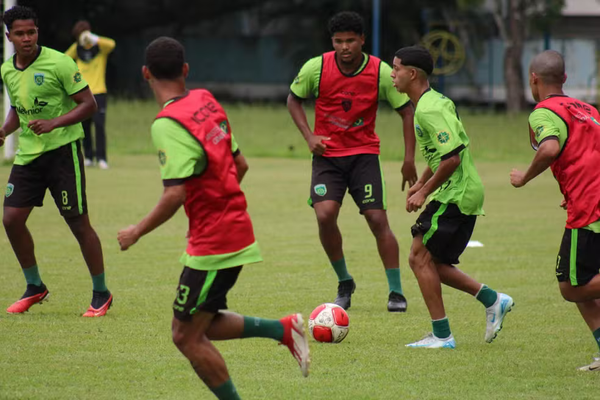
[334, 279, 356, 310]
[387, 291, 407, 312]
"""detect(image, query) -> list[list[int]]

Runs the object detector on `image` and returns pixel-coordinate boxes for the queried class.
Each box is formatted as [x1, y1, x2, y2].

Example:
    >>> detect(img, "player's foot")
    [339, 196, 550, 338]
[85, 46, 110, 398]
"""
[7, 283, 49, 314]
[406, 332, 456, 349]
[98, 160, 109, 170]
[82, 290, 113, 317]
[334, 279, 356, 310]
[84, 158, 93, 167]
[485, 293, 514, 343]
[280, 313, 310, 377]
[578, 353, 600, 372]
[387, 291, 407, 312]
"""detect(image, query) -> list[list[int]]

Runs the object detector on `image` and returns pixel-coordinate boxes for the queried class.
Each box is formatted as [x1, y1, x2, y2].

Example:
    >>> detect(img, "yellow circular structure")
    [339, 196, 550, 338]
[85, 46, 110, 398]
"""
[421, 31, 465, 76]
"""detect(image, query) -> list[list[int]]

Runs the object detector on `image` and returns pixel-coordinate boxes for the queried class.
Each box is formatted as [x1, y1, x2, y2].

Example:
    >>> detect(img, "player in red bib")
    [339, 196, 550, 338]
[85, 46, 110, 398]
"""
[117, 37, 310, 399]
[287, 11, 417, 312]
[511, 50, 600, 371]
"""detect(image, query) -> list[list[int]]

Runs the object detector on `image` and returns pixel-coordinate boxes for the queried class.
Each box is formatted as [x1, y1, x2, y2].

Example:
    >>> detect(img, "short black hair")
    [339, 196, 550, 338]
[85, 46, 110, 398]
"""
[328, 11, 364, 36]
[145, 37, 185, 80]
[3, 6, 38, 32]
[394, 45, 434, 76]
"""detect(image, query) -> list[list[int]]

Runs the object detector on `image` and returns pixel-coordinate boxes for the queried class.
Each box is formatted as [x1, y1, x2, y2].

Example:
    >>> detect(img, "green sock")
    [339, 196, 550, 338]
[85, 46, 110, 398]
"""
[22, 265, 42, 286]
[385, 268, 403, 295]
[331, 257, 352, 282]
[241, 316, 284, 341]
[432, 317, 451, 339]
[91, 272, 108, 292]
[594, 327, 600, 352]
[210, 379, 241, 400]
[476, 284, 498, 308]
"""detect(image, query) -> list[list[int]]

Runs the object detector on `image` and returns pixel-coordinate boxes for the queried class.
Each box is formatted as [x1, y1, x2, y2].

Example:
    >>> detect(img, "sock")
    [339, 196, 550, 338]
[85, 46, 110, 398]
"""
[476, 284, 498, 308]
[331, 257, 352, 282]
[22, 265, 42, 286]
[91, 272, 108, 293]
[594, 327, 600, 352]
[241, 316, 284, 341]
[432, 317, 451, 339]
[385, 268, 403, 295]
[210, 379, 241, 400]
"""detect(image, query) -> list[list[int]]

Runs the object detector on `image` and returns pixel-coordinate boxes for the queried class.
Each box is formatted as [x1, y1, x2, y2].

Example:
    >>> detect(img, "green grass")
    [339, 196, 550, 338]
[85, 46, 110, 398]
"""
[0, 104, 597, 399]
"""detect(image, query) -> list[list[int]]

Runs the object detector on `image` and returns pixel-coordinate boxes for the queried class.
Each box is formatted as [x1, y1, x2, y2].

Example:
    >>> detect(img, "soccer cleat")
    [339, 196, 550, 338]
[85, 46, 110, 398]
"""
[7, 284, 49, 314]
[280, 313, 310, 377]
[82, 290, 113, 317]
[387, 292, 407, 312]
[406, 332, 456, 349]
[334, 279, 356, 310]
[98, 160, 109, 170]
[485, 293, 514, 343]
[578, 354, 600, 372]
[84, 158, 93, 167]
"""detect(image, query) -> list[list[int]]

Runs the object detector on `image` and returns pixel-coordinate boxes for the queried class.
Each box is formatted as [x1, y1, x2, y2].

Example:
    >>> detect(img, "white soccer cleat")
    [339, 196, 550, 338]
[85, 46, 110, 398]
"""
[485, 293, 514, 343]
[578, 354, 600, 372]
[280, 313, 311, 377]
[84, 158, 93, 167]
[406, 332, 456, 349]
[98, 160, 109, 170]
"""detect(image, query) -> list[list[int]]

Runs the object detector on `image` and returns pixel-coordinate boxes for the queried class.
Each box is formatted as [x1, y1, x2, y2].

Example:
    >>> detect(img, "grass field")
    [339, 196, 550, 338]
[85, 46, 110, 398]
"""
[1, 104, 599, 399]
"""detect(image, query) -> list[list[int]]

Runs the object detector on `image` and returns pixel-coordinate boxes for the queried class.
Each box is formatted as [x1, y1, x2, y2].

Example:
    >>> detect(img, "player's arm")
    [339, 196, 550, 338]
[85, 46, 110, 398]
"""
[407, 155, 460, 212]
[381, 61, 418, 189]
[28, 87, 97, 134]
[0, 107, 21, 147]
[98, 36, 116, 53]
[118, 184, 186, 251]
[231, 133, 248, 183]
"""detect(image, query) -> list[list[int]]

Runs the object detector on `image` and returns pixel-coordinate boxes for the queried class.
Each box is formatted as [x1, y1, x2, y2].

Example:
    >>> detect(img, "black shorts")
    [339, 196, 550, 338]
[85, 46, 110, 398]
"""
[309, 154, 385, 213]
[411, 201, 477, 265]
[556, 228, 600, 287]
[173, 266, 242, 321]
[4, 141, 87, 218]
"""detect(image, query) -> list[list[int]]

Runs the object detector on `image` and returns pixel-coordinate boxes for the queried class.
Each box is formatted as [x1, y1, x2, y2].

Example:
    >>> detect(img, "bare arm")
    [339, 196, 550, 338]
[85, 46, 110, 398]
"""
[287, 93, 329, 155]
[510, 138, 560, 188]
[0, 108, 21, 146]
[407, 155, 461, 212]
[234, 152, 249, 183]
[117, 184, 187, 250]
[397, 103, 418, 190]
[28, 87, 97, 134]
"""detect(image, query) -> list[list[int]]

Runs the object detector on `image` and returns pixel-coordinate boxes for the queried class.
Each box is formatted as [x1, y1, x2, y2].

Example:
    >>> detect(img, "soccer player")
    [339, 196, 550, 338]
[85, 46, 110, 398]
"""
[66, 20, 116, 170]
[287, 11, 417, 312]
[391, 46, 513, 348]
[117, 37, 310, 399]
[1, 6, 112, 317]
[510, 50, 600, 371]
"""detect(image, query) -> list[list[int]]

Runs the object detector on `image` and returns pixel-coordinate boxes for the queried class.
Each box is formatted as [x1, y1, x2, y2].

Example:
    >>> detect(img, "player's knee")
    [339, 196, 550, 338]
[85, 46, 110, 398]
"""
[315, 208, 337, 227]
[172, 325, 192, 352]
[2, 211, 22, 231]
[559, 283, 581, 302]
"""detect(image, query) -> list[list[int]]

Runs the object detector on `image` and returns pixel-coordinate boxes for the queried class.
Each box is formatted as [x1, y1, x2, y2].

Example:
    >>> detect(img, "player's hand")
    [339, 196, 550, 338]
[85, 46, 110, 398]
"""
[560, 199, 567, 210]
[510, 169, 526, 188]
[0, 129, 5, 147]
[118, 225, 140, 251]
[407, 181, 423, 199]
[28, 119, 56, 135]
[406, 189, 427, 213]
[307, 135, 330, 156]
[401, 160, 418, 191]
[79, 31, 99, 47]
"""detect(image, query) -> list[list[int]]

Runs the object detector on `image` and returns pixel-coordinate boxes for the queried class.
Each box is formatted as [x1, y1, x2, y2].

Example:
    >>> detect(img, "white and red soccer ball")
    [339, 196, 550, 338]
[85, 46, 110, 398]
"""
[308, 303, 349, 343]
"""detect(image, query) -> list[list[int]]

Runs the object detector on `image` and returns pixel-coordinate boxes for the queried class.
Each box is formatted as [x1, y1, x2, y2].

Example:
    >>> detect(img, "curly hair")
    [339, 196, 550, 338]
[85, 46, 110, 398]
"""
[328, 11, 364, 36]
[145, 37, 185, 80]
[3, 6, 38, 32]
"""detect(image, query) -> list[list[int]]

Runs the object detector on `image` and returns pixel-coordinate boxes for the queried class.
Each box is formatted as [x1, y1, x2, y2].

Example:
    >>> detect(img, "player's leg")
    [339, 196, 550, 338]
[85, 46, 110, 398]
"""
[349, 155, 406, 311]
[49, 141, 111, 316]
[4, 161, 49, 313]
[556, 228, 600, 303]
[81, 117, 94, 166]
[406, 235, 455, 348]
[310, 155, 354, 309]
[94, 94, 108, 169]
[574, 299, 600, 371]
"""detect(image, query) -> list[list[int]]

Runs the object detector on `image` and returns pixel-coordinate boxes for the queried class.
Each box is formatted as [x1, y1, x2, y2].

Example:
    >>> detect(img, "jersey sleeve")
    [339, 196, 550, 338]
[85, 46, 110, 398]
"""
[290, 56, 322, 99]
[419, 106, 466, 159]
[379, 61, 411, 109]
[56, 54, 88, 95]
[231, 133, 240, 155]
[1, 63, 14, 106]
[98, 36, 116, 54]
[151, 118, 206, 184]
[528, 108, 567, 150]
[65, 43, 77, 60]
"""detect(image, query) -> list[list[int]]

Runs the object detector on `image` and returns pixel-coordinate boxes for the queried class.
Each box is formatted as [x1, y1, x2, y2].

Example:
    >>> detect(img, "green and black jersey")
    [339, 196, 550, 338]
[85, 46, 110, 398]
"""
[414, 88, 484, 215]
[1, 46, 89, 165]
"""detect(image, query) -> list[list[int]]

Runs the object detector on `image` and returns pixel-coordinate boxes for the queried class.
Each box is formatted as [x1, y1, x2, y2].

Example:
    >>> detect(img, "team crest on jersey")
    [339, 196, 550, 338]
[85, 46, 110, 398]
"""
[219, 120, 229, 134]
[73, 72, 82, 83]
[352, 118, 364, 127]
[158, 150, 167, 166]
[5, 183, 14, 198]
[535, 125, 544, 139]
[436, 131, 450, 144]
[314, 184, 327, 196]
[341, 98, 352, 112]
[416, 125, 424, 137]
[34, 73, 44, 86]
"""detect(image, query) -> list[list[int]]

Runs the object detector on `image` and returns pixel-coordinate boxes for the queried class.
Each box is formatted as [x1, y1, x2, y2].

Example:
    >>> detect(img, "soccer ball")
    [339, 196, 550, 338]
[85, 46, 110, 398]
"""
[308, 303, 349, 343]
